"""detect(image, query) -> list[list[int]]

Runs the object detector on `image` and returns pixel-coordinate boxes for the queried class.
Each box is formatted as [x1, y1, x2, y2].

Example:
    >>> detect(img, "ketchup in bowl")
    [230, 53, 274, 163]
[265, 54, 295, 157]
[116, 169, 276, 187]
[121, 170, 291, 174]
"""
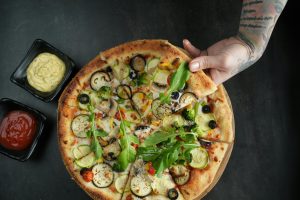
[0, 110, 37, 151]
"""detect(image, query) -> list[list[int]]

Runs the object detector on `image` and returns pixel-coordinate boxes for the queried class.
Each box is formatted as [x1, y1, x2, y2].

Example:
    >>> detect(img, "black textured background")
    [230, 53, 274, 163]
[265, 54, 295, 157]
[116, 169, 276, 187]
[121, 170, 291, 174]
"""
[0, 0, 298, 200]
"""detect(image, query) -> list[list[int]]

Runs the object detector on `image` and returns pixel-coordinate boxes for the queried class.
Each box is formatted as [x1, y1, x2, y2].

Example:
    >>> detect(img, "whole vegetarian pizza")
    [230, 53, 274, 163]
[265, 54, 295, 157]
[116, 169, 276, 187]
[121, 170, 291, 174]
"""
[58, 40, 234, 200]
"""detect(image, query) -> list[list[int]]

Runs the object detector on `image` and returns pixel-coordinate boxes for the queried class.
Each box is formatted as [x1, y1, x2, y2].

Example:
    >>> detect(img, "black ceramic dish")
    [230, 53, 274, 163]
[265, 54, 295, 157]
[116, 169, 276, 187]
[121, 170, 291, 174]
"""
[10, 39, 75, 102]
[0, 98, 47, 161]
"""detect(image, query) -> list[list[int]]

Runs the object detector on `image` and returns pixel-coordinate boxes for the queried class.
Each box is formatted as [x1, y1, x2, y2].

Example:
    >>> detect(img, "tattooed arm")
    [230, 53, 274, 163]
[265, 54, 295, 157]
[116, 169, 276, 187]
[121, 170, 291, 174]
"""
[183, 0, 287, 85]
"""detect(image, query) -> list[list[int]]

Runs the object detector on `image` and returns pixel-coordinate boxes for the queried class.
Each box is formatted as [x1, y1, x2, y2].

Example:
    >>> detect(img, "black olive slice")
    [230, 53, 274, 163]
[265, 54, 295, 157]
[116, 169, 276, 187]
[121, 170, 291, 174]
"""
[77, 93, 90, 104]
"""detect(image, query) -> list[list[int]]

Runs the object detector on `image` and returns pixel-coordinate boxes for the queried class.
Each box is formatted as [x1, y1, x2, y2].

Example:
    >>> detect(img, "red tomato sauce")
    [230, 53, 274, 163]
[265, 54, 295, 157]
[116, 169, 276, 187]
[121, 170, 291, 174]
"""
[0, 110, 37, 150]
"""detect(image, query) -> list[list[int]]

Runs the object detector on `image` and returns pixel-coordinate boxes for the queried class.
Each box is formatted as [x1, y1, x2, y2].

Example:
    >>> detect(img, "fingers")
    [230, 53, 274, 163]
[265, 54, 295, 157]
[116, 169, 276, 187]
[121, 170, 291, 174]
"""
[189, 56, 221, 72]
[183, 39, 201, 57]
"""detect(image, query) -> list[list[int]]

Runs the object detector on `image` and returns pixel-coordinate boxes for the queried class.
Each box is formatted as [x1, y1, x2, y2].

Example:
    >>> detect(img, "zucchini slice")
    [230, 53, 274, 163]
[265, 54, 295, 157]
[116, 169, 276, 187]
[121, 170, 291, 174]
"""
[75, 152, 95, 168]
[116, 84, 132, 99]
[189, 147, 209, 169]
[103, 141, 121, 161]
[146, 58, 160, 74]
[71, 114, 90, 138]
[130, 175, 152, 198]
[169, 165, 191, 186]
[112, 63, 130, 81]
[72, 145, 91, 160]
[90, 71, 111, 91]
[130, 55, 146, 72]
[115, 175, 128, 193]
[92, 163, 114, 188]
[151, 69, 170, 92]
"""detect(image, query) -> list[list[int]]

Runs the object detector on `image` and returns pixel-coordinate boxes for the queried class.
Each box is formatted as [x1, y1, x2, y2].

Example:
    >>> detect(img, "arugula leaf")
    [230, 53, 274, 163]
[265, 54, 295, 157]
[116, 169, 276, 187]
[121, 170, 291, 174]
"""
[86, 104, 108, 159]
[152, 141, 181, 174]
[160, 62, 190, 103]
[142, 129, 179, 147]
[137, 146, 162, 161]
[116, 108, 139, 171]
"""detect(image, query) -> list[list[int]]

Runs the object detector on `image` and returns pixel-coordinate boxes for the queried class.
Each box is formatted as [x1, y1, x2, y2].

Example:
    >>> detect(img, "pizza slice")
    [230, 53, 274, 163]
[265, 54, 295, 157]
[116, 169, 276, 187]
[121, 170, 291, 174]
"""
[121, 159, 185, 200]
[168, 141, 230, 200]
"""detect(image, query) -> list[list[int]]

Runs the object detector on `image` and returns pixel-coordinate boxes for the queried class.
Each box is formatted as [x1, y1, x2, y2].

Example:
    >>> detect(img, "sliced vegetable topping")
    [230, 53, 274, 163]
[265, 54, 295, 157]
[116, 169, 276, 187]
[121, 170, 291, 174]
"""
[115, 175, 128, 193]
[92, 163, 114, 188]
[168, 188, 179, 200]
[124, 110, 141, 124]
[112, 63, 130, 80]
[116, 84, 132, 99]
[130, 175, 152, 198]
[73, 145, 91, 159]
[152, 69, 170, 91]
[71, 114, 90, 138]
[146, 58, 160, 74]
[151, 99, 172, 119]
[189, 147, 209, 169]
[75, 152, 95, 168]
[77, 93, 90, 104]
[130, 55, 146, 72]
[179, 92, 197, 107]
[90, 71, 111, 91]
[169, 165, 190, 186]
[103, 141, 121, 161]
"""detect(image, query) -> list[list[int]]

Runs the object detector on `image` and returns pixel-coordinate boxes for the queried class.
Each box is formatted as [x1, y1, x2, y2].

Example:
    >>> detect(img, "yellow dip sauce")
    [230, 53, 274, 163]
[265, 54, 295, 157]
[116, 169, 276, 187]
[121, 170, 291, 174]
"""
[26, 52, 66, 92]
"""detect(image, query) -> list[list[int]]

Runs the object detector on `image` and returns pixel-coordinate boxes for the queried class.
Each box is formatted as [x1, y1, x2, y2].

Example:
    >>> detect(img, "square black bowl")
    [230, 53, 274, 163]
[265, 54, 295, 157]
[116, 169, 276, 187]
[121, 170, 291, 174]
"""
[0, 98, 47, 161]
[10, 39, 75, 102]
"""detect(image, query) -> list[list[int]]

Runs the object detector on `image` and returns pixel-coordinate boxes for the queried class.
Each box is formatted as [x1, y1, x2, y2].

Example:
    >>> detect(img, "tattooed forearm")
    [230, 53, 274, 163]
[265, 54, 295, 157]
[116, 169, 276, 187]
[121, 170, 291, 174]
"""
[237, 0, 287, 72]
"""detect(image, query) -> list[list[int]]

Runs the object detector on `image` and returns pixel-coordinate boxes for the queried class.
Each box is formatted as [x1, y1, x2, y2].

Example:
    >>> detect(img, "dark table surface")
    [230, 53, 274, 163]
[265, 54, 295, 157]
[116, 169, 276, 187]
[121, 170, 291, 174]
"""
[0, 0, 298, 199]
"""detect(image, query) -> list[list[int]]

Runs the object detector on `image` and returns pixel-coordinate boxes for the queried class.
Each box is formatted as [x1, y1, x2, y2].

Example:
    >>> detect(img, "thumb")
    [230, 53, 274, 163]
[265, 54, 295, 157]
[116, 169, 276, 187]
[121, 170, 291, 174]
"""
[189, 56, 220, 72]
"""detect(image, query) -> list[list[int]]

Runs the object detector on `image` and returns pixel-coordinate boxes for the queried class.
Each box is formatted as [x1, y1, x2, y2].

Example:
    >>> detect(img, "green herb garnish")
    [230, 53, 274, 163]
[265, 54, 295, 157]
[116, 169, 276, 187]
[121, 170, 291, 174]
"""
[114, 107, 139, 171]
[137, 127, 199, 174]
[87, 104, 108, 159]
[160, 62, 190, 104]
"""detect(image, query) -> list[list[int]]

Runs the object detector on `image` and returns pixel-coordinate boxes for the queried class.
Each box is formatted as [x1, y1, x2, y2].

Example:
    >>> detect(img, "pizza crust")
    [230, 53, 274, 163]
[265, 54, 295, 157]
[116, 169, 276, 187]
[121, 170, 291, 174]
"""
[207, 85, 234, 143]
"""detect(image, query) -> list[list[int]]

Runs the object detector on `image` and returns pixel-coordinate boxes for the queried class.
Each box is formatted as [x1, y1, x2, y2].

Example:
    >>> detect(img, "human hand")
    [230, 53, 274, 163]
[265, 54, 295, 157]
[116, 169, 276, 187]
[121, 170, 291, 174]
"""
[183, 37, 254, 85]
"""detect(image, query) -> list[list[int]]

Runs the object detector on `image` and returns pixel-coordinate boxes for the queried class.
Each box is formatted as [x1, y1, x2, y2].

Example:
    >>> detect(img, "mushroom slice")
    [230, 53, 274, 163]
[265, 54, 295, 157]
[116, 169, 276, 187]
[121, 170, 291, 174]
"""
[90, 71, 111, 91]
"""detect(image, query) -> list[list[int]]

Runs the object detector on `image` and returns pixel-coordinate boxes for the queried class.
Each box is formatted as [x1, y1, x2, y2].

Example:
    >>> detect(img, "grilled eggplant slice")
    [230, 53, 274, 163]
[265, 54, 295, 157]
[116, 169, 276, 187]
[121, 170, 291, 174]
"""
[130, 175, 152, 198]
[116, 84, 132, 99]
[130, 55, 146, 72]
[92, 163, 114, 188]
[169, 165, 191, 186]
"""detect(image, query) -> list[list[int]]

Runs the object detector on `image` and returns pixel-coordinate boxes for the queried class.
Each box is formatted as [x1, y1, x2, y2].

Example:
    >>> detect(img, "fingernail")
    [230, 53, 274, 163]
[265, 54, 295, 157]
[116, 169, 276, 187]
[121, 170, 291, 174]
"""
[190, 62, 199, 71]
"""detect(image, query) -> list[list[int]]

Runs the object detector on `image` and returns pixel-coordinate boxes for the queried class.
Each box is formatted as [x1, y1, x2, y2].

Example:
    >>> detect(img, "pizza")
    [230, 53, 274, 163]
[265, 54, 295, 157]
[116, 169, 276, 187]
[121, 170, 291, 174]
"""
[58, 40, 234, 200]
